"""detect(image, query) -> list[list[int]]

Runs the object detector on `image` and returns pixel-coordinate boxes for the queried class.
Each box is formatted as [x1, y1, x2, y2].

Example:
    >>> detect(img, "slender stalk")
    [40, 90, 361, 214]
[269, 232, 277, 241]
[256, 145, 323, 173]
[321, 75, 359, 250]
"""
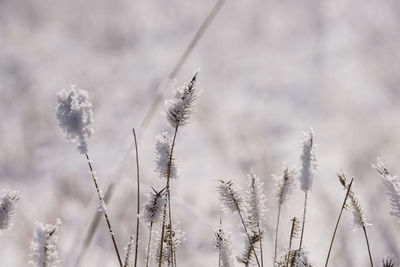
[286, 218, 297, 267]
[141, 0, 227, 129]
[158, 204, 167, 267]
[145, 222, 153, 267]
[325, 178, 354, 267]
[85, 153, 123, 267]
[298, 192, 308, 250]
[235, 202, 261, 267]
[274, 204, 282, 266]
[132, 129, 141, 267]
[258, 226, 264, 267]
[158, 125, 179, 267]
[362, 225, 374, 267]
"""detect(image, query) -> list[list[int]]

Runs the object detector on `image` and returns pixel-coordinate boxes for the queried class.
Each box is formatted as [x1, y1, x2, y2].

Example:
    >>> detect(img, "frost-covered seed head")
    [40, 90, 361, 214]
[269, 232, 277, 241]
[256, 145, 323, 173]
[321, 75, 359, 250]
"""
[29, 219, 62, 267]
[142, 187, 166, 226]
[123, 235, 135, 267]
[155, 132, 177, 180]
[275, 164, 297, 206]
[0, 190, 19, 230]
[245, 172, 267, 227]
[165, 72, 199, 128]
[56, 85, 94, 154]
[153, 223, 184, 265]
[299, 128, 317, 193]
[372, 158, 400, 220]
[214, 221, 235, 267]
[217, 180, 243, 214]
[338, 171, 369, 228]
[237, 229, 261, 266]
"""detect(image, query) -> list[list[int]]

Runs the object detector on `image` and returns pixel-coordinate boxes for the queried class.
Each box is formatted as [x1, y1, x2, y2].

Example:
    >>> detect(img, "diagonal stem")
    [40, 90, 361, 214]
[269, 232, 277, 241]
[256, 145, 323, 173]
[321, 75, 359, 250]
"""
[140, 0, 227, 129]
[235, 202, 261, 267]
[85, 153, 123, 267]
[362, 225, 374, 267]
[325, 178, 353, 267]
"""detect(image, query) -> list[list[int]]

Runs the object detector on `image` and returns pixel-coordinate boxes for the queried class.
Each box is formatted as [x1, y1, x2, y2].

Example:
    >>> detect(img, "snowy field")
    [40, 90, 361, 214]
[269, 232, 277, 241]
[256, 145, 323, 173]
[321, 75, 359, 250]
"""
[1, 0, 400, 266]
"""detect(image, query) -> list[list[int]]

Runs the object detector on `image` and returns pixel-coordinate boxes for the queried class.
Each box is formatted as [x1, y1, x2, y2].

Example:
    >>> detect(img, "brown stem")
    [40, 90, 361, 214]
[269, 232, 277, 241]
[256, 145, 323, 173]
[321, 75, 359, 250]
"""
[146, 222, 153, 267]
[235, 202, 261, 267]
[362, 225, 374, 267]
[274, 204, 282, 266]
[286, 218, 297, 267]
[298, 191, 308, 250]
[258, 225, 264, 267]
[132, 129, 141, 267]
[324, 178, 354, 267]
[85, 153, 123, 267]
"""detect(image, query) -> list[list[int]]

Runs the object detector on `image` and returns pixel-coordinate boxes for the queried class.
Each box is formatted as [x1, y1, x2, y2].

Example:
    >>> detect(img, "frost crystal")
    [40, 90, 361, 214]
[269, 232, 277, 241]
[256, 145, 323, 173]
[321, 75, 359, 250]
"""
[275, 164, 297, 206]
[155, 132, 176, 179]
[123, 235, 135, 267]
[372, 158, 400, 221]
[299, 129, 317, 193]
[165, 72, 199, 128]
[56, 85, 94, 154]
[153, 222, 184, 265]
[0, 190, 19, 230]
[214, 222, 235, 267]
[29, 219, 62, 267]
[142, 188, 166, 226]
[217, 180, 243, 214]
[245, 172, 267, 227]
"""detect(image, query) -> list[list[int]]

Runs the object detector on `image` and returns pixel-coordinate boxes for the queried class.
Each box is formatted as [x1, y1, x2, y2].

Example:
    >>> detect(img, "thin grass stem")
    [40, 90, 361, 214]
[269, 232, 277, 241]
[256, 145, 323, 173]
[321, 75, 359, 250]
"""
[146, 222, 153, 267]
[274, 204, 282, 266]
[132, 128, 141, 267]
[85, 153, 123, 267]
[362, 225, 374, 267]
[324, 178, 354, 267]
[298, 192, 308, 250]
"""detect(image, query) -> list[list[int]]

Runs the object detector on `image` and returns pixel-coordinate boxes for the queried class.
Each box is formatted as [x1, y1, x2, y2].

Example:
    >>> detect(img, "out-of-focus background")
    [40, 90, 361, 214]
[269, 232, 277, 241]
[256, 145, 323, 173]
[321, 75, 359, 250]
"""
[1, 0, 400, 266]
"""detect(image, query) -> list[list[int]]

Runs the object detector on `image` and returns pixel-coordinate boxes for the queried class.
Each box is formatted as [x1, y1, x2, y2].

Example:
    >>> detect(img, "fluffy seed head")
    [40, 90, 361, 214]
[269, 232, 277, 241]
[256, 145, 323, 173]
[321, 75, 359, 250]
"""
[29, 219, 62, 267]
[155, 132, 177, 180]
[214, 221, 235, 267]
[165, 72, 199, 128]
[274, 164, 297, 206]
[141, 187, 166, 226]
[372, 158, 400, 220]
[338, 171, 369, 228]
[0, 190, 19, 230]
[56, 85, 94, 154]
[245, 172, 267, 227]
[217, 179, 243, 214]
[123, 235, 135, 267]
[299, 128, 317, 193]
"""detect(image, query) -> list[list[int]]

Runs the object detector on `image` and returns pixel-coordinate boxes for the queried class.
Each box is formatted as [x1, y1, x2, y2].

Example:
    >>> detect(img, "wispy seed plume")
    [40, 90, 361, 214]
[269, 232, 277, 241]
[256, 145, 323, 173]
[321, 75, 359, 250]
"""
[0, 190, 19, 230]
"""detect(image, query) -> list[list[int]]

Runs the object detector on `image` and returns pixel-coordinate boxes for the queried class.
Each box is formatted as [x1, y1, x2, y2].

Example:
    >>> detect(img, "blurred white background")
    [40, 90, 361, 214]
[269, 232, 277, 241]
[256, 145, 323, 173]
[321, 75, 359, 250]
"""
[1, 0, 400, 266]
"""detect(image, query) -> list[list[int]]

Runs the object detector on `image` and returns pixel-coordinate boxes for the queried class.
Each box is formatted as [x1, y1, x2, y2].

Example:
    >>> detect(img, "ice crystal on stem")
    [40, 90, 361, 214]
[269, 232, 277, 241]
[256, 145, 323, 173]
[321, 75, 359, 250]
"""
[29, 219, 62, 267]
[56, 85, 94, 154]
[0, 190, 19, 230]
